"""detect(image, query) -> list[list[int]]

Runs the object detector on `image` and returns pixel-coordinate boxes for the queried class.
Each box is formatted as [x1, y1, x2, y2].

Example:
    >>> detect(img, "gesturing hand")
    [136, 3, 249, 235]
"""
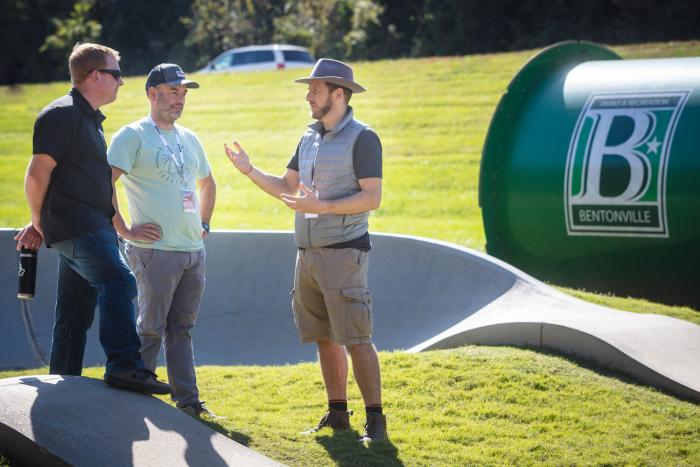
[281, 182, 325, 214]
[224, 141, 253, 175]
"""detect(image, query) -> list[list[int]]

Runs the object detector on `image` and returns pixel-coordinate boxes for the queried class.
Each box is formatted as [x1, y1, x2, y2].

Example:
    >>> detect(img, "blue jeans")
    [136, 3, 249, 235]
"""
[50, 228, 144, 376]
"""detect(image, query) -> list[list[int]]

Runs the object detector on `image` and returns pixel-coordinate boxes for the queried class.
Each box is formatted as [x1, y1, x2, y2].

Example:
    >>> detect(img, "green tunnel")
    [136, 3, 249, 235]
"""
[480, 41, 700, 307]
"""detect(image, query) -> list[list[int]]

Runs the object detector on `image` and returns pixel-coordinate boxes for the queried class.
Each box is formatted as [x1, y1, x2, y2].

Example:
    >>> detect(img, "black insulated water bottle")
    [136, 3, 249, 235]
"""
[18, 248, 38, 299]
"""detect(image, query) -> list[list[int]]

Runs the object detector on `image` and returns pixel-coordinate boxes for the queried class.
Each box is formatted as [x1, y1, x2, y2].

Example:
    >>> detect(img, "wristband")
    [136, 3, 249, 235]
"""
[243, 164, 253, 175]
[201, 222, 210, 233]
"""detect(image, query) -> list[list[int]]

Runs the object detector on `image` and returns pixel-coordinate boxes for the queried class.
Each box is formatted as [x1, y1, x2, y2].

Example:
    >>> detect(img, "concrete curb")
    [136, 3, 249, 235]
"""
[0, 375, 283, 466]
[2, 229, 698, 402]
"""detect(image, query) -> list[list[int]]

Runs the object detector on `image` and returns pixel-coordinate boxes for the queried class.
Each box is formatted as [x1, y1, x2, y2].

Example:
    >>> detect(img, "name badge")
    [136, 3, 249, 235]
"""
[182, 190, 197, 213]
[305, 188, 320, 218]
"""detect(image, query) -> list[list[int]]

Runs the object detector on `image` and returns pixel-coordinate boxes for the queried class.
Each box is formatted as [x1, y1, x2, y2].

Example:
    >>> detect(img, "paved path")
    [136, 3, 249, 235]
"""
[0, 374, 282, 466]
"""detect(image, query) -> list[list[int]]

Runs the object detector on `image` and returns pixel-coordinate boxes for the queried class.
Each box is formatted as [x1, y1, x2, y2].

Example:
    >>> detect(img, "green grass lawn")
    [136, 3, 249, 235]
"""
[2, 41, 700, 465]
[2, 347, 699, 466]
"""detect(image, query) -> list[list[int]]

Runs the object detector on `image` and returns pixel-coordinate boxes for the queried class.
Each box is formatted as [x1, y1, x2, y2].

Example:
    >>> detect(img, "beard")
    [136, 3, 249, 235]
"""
[311, 96, 333, 120]
[155, 103, 182, 124]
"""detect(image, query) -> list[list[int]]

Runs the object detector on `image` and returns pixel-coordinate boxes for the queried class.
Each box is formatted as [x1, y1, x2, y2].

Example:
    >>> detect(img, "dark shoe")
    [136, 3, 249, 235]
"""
[359, 413, 387, 442]
[178, 400, 224, 419]
[301, 409, 352, 434]
[104, 368, 171, 395]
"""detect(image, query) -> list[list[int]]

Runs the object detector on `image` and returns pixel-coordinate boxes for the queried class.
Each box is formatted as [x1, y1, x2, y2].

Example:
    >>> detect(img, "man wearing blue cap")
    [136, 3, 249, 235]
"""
[108, 63, 217, 417]
[225, 58, 386, 441]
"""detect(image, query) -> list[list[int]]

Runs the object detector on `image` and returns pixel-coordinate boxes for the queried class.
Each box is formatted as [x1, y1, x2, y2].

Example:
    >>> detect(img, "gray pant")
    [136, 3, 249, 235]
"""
[126, 244, 206, 406]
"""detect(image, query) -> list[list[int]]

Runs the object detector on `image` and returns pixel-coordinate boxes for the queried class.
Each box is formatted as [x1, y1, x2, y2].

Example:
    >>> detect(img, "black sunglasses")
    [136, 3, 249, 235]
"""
[94, 68, 122, 80]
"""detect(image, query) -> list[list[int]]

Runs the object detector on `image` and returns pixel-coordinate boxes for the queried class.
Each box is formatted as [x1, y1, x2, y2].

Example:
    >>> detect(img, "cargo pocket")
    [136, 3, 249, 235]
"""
[337, 287, 373, 339]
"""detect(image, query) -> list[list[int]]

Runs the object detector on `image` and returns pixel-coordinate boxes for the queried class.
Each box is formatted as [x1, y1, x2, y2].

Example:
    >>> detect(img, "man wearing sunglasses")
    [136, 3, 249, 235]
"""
[15, 43, 171, 395]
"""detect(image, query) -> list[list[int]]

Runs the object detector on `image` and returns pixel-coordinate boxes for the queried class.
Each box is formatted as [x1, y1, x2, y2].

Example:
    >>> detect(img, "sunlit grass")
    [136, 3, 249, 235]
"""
[2, 346, 699, 466]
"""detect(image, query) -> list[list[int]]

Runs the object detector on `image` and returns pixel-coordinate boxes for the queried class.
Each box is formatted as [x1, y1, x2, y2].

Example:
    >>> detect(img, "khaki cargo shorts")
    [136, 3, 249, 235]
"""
[292, 248, 373, 346]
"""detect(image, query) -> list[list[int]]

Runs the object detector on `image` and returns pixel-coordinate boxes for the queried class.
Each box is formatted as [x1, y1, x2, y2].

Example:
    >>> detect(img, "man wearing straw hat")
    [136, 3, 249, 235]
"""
[225, 58, 386, 442]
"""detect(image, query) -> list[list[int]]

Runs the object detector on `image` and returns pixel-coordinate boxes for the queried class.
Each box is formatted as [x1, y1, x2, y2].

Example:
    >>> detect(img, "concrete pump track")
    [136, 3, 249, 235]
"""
[1, 230, 698, 465]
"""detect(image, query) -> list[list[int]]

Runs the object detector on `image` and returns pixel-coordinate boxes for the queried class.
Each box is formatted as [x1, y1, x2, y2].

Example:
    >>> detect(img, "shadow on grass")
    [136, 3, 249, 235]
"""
[523, 345, 700, 405]
[316, 429, 403, 467]
[198, 417, 251, 447]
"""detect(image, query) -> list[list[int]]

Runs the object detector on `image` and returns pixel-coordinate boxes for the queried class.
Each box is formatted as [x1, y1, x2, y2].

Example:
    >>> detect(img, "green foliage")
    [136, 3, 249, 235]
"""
[362, 0, 700, 59]
[184, 0, 384, 68]
[2, 347, 699, 465]
[343, 0, 384, 59]
[39, 1, 101, 55]
[271, 0, 383, 59]
[94, 0, 193, 78]
[5, 0, 699, 84]
[185, 0, 285, 68]
[0, 0, 76, 84]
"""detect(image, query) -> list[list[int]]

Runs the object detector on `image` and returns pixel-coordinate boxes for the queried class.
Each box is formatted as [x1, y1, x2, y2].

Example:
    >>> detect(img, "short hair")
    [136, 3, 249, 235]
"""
[325, 82, 352, 104]
[69, 43, 120, 85]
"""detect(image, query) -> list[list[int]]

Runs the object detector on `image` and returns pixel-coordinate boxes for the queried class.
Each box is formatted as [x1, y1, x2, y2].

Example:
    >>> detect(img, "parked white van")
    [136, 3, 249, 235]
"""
[197, 44, 314, 73]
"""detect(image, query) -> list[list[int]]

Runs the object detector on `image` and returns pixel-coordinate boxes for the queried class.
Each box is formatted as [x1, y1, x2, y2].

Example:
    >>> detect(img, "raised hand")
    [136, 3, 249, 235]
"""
[224, 141, 253, 175]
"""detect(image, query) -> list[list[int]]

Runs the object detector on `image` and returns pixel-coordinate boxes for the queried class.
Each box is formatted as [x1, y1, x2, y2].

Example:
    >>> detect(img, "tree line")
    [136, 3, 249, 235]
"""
[1, 0, 698, 85]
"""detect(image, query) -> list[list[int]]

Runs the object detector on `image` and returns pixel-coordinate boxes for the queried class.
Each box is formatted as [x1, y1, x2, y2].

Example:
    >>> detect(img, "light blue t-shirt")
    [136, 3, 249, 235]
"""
[107, 117, 211, 251]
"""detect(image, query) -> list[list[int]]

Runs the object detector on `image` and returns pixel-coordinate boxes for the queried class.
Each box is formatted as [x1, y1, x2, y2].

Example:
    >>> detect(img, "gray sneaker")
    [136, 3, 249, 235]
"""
[359, 413, 387, 442]
[301, 409, 352, 434]
[178, 401, 222, 419]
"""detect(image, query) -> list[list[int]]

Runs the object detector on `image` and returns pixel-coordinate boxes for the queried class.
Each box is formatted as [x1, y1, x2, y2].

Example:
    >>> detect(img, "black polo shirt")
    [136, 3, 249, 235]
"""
[32, 88, 115, 246]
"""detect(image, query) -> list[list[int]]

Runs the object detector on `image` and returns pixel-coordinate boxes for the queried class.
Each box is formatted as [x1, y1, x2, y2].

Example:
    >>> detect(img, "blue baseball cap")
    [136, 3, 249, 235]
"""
[145, 63, 199, 90]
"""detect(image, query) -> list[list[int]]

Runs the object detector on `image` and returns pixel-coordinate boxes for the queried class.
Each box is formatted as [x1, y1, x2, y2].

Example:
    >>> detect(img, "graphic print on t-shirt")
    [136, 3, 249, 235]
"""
[155, 144, 194, 186]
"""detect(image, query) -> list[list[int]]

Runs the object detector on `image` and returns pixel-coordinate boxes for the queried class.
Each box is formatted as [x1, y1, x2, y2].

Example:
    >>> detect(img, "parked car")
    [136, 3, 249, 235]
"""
[197, 44, 314, 73]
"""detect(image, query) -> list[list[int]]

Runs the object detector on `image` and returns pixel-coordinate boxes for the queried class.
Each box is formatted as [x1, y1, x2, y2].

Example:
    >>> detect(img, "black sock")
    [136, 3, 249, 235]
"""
[329, 400, 347, 412]
[366, 405, 383, 415]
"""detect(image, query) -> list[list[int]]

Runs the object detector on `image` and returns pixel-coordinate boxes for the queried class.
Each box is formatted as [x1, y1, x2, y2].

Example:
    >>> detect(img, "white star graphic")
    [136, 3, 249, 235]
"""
[646, 137, 661, 154]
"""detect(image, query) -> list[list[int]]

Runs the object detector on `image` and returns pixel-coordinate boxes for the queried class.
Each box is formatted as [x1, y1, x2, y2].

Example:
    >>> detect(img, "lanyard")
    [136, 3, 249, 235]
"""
[147, 116, 185, 181]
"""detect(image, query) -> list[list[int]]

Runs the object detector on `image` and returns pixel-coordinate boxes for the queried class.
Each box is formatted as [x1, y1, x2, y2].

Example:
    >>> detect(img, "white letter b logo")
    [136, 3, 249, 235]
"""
[578, 109, 653, 204]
